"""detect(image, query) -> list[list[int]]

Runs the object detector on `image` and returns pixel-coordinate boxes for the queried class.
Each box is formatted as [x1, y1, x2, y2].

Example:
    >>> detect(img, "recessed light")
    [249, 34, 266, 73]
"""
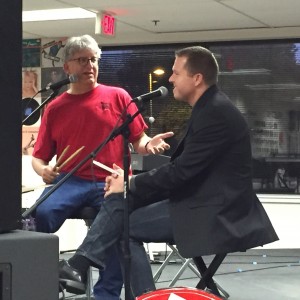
[23, 8, 96, 22]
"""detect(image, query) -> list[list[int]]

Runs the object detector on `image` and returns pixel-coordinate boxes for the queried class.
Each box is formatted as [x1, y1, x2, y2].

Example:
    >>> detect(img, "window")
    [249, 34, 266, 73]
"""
[100, 41, 300, 194]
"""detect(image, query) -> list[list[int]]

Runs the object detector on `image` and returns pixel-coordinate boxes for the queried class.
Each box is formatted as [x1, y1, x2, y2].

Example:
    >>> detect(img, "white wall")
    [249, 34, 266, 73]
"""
[22, 155, 300, 251]
[258, 194, 300, 249]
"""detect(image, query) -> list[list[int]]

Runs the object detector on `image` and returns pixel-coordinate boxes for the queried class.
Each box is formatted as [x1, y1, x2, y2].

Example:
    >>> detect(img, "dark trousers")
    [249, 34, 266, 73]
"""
[76, 193, 174, 297]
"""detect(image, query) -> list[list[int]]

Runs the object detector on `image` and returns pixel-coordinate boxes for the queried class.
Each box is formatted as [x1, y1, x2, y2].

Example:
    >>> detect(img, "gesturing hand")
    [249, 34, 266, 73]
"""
[146, 131, 174, 154]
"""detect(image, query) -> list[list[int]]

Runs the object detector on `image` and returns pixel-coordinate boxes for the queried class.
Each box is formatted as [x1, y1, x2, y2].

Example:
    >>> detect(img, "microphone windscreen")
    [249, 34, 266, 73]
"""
[159, 86, 168, 97]
[69, 74, 78, 83]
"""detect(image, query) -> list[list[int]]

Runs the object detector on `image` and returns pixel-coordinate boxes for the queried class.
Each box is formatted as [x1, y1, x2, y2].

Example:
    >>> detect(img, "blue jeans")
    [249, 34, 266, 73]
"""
[34, 174, 123, 299]
[76, 193, 174, 298]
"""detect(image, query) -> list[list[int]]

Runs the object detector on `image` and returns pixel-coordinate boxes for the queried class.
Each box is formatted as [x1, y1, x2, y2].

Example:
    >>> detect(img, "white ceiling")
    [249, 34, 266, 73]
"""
[23, 0, 300, 46]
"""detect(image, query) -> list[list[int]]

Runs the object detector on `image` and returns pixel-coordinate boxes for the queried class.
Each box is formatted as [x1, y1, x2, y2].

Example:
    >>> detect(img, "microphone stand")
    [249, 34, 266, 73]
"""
[121, 114, 132, 300]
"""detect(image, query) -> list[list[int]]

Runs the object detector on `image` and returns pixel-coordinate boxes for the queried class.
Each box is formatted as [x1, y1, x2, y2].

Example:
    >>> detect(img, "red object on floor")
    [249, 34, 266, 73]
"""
[136, 287, 222, 300]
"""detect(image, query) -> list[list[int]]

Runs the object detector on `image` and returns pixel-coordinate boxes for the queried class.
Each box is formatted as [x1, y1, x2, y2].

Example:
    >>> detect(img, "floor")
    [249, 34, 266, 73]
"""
[60, 248, 300, 300]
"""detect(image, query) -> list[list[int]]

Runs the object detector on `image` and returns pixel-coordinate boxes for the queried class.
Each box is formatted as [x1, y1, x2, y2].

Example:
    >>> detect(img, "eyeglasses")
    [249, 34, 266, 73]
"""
[69, 57, 99, 66]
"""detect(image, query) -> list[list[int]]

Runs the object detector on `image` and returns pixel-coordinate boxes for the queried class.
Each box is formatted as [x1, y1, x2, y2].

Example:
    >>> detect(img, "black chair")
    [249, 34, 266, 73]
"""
[153, 244, 202, 287]
[60, 207, 99, 300]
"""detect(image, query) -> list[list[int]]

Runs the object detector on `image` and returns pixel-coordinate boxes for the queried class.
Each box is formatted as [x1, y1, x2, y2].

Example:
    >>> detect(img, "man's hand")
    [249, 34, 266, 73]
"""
[32, 157, 59, 184]
[41, 165, 59, 184]
[104, 164, 129, 198]
[146, 131, 174, 154]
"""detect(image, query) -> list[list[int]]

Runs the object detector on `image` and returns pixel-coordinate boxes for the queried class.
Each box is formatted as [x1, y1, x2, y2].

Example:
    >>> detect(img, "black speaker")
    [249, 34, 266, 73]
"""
[0, 0, 22, 232]
[0, 230, 59, 300]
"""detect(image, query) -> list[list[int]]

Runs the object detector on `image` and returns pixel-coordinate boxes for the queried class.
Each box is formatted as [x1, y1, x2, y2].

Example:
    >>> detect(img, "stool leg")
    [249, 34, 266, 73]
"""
[169, 258, 193, 287]
[194, 254, 226, 298]
[153, 250, 175, 282]
[169, 245, 202, 278]
[86, 266, 94, 300]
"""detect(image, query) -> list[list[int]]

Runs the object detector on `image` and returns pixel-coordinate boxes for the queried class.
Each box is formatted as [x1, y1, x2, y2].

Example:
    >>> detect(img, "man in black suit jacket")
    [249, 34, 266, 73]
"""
[59, 46, 278, 297]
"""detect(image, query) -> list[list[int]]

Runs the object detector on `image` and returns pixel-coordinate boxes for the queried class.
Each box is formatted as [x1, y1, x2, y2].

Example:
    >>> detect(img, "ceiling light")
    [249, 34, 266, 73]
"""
[153, 69, 165, 75]
[245, 83, 300, 90]
[219, 69, 271, 75]
[23, 8, 96, 22]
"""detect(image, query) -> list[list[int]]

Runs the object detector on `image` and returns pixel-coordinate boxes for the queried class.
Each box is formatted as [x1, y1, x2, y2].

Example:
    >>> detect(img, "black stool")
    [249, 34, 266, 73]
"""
[153, 244, 229, 299]
[61, 207, 99, 300]
[193, 254, 230, 299]
[70, 206, 99, 228]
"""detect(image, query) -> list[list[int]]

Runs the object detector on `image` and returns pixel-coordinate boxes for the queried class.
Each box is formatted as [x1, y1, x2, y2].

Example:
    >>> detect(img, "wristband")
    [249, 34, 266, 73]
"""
[145, 141, 151, 152]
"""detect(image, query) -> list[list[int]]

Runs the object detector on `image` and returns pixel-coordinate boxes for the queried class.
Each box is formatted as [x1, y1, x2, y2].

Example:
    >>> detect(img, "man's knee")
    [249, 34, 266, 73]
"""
[35, 206, 60, 233]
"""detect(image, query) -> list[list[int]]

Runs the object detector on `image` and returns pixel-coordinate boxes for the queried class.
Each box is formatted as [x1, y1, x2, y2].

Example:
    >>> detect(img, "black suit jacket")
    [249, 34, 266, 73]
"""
[131, 85, 278, 258]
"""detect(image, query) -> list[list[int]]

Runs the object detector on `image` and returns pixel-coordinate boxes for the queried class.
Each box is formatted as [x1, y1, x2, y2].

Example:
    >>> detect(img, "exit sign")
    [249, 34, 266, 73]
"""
[95, 13, 116, 37]
[102, 14, 115, 36]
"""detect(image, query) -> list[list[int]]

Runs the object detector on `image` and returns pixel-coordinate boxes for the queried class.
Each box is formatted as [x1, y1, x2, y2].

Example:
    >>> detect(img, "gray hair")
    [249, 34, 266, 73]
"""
[62, 35, 102, 62]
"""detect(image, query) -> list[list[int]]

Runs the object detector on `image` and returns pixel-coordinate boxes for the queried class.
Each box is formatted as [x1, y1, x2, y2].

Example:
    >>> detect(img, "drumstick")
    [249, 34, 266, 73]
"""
[56, 146, 85, 171]
[93, 160, 121, 175]
[54, 145, 70, 169]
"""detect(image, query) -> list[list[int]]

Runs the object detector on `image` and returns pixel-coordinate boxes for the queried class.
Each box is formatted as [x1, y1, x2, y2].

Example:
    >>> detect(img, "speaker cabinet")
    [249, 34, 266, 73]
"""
[0, 0, 22, 232]
[0, 230, 59, 300]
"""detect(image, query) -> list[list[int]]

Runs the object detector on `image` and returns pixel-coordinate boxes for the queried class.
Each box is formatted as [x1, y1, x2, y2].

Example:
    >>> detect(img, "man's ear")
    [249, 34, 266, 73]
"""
[63, 63, 69, 75]
[194, 73, 203, 86]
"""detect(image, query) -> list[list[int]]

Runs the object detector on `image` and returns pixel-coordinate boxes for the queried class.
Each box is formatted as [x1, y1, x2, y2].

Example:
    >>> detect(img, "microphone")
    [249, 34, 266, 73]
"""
[132, 86, 168, 103]
[39, 74, 78, 93]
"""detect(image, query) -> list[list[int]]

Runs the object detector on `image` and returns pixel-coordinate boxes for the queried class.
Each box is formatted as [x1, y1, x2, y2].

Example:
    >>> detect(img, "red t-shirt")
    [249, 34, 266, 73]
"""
[33, 84, 147, 180]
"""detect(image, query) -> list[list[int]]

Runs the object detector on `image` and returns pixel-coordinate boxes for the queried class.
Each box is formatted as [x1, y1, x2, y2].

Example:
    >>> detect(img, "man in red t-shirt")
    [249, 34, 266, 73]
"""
[32, 34, 173, 299]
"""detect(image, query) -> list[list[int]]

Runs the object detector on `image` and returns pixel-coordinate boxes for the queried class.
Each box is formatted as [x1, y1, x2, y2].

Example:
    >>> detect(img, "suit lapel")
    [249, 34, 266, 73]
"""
[171, 119, 191, 160]
[171, 85, 219, 160]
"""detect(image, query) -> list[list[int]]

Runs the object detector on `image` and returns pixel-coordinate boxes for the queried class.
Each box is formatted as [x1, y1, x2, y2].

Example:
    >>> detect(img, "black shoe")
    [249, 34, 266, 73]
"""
[59, 259, 86, 295]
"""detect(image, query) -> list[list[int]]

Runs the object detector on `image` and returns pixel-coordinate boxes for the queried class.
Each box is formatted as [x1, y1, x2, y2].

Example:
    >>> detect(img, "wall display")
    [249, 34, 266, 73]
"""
[41, 38, 67, 67]
[22, 126, 39, 156]
[21, 67, 41, 129]
[41, 67, 68, 100]
[21, 39, 67, 157]
[22, 38, 41, 67]
[22, 67, 41, 99]
[21, 68, 41, 155]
